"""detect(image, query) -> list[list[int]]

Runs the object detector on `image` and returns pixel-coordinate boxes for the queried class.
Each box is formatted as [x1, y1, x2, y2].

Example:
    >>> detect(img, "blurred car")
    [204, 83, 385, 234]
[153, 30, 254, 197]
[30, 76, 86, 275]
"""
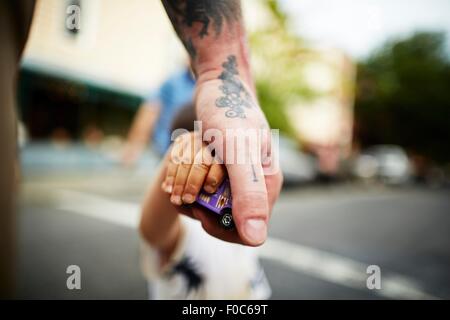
[353, 145, 412, 185]
[279, 135, 318, 185]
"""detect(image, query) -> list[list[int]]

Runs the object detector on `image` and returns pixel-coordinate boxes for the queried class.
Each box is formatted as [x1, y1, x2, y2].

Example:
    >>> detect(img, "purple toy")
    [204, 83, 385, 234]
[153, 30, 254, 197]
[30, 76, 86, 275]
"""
[195, 178, 234, 229]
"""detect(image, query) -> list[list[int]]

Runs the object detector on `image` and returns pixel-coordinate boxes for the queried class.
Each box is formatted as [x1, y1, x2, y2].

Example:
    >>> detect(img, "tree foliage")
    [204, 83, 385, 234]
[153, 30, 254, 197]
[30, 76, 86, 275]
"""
[250, 0, 314, 138]
[355, 31, 450, 162]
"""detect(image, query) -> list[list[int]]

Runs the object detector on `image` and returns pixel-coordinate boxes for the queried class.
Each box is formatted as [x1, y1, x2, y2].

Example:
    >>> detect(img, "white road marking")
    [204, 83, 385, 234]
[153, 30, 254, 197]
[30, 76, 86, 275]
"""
[54, 190, 140, 228]
[53, 189, 439, 300]
[259, 237, 437, 299]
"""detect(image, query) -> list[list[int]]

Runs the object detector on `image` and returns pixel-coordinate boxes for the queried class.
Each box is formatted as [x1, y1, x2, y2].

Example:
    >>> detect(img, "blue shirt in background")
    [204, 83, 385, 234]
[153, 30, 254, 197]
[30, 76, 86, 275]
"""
[147, 68, 195, 156]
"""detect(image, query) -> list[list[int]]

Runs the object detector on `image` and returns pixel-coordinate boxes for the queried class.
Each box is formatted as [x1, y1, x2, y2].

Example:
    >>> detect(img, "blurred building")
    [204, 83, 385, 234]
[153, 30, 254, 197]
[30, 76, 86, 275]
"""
[287, 48, 355, 175]
[19, 0, 186, 141]
[18, 0, 266, 144]
[248, 1, 356, 177]
[18, 0, 355, 172]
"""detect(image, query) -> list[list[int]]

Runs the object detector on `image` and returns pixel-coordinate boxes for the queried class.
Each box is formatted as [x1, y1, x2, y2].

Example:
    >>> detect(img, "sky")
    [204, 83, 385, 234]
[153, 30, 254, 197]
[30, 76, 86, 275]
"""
[280, 0, 450, 59]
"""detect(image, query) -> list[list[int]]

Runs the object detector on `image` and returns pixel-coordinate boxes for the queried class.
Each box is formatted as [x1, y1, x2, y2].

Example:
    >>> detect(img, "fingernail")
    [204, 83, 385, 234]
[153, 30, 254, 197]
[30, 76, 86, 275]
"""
[164, 178, 174, 192]
[244, 219, 267, 244]
[182, 193, 195, 204]
[162, 182, 172, 193]
[171, 195, 182, 205]
[204, 185, 215, 193]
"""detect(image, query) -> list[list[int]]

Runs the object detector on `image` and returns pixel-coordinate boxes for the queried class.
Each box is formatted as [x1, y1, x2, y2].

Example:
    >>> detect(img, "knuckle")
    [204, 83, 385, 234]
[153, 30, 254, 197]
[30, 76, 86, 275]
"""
[184, 183, 201, 194]
[171, 155, 181, 164]
[234, 191, 267, 202]
[180, 163, 192, 171]
[233, 191, 269, 218]
[179, 158, 190, 165]
[166, 165, 177, 175]
[195, 163, 210, 172]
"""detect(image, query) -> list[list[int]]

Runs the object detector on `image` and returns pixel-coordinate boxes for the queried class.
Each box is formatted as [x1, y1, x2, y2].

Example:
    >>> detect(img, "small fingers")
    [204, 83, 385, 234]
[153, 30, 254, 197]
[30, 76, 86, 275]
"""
[161, 133, 194, 194]
[162, 132, 224, 206]
[162, 160, 179, 193]
[170, 162, 192, 206]
[182, 147, 214, 204]
[204, 163, 226, 193]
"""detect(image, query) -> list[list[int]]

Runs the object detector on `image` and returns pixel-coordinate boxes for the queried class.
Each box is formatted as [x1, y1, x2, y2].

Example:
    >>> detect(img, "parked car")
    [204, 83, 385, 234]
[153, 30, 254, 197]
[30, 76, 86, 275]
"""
[353, 145, 412, 185]
[278, 135, 318, 186]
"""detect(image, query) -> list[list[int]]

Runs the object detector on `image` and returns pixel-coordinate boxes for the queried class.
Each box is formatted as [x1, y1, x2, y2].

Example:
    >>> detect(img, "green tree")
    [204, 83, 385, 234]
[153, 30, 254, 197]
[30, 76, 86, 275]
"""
[355, 31, 450, 163]
[250, 0, 316, 138]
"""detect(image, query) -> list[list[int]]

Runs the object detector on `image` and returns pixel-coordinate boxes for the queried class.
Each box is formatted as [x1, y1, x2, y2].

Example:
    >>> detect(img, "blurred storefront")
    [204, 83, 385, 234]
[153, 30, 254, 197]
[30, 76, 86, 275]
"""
[18, 0, 186, 141]
[18, 0, 355, 176]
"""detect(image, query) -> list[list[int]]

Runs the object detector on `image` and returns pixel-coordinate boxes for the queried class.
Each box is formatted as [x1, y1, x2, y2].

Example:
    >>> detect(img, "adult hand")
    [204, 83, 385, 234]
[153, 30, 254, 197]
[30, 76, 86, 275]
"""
[191, 58, 283, 246]
[161, 0, 283, 246]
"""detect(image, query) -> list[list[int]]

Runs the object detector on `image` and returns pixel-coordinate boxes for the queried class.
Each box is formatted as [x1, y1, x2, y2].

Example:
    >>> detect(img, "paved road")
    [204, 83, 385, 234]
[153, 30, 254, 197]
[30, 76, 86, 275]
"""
[16, 145, 450, 299]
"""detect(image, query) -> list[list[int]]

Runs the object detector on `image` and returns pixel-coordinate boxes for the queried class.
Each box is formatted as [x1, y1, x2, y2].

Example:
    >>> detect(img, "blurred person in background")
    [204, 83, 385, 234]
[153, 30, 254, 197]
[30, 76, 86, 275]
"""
[121, 64, 195, 165]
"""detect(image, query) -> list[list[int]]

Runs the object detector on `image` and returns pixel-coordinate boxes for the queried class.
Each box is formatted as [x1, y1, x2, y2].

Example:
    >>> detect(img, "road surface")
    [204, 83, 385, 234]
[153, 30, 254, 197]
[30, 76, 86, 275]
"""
[16, 145, 450, 299]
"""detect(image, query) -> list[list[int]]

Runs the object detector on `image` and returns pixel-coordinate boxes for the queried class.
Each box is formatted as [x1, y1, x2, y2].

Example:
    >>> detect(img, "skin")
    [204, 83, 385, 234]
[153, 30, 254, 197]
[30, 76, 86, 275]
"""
[161, 0, 283, 246]
[140, 132, 281, 264]
[140, 136, 225, 265]
[161, 132, 225, 204]
[139, 154, 183, 265]
[121, 101, 160, 166]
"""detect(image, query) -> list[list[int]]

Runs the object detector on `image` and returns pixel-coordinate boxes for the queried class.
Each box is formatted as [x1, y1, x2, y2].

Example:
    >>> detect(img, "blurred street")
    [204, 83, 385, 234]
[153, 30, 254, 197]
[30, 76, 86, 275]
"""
[16, 144, 450, 299]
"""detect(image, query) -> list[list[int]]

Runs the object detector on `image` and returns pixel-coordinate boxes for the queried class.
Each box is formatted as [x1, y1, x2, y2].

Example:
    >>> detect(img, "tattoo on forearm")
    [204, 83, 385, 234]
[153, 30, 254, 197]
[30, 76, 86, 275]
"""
[163, 0, 240, 38]
[162, 0, 241, 59]
[216, 55, 253, 118]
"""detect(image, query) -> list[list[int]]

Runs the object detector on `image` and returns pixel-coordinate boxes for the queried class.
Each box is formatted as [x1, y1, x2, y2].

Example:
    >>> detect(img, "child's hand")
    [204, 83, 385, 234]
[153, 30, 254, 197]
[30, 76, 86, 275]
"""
[161, 132, 225, 206]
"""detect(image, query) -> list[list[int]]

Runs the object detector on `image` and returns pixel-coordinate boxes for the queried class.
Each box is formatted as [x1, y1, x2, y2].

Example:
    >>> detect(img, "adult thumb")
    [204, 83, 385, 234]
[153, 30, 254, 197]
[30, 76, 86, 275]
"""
[226, 162, 269, 246]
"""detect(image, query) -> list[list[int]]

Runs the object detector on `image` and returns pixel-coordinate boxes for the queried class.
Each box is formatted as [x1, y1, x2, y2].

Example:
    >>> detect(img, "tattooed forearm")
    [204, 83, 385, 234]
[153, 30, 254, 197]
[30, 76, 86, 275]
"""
[161, 2, 254, 116]
[162, 0, 241, 38]
[161, 0, 242, 60]
[215, 55, 253, 118]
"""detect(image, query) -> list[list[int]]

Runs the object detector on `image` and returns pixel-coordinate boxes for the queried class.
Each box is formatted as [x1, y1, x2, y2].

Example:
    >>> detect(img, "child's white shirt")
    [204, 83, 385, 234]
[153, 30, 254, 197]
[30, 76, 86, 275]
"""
[140, 216, 271, 300]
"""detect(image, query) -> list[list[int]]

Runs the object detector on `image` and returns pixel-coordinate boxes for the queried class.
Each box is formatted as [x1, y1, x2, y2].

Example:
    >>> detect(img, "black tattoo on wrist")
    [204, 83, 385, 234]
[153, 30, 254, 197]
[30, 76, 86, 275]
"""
[215, 55, 253, 118]
[162, 0, 241, 39]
